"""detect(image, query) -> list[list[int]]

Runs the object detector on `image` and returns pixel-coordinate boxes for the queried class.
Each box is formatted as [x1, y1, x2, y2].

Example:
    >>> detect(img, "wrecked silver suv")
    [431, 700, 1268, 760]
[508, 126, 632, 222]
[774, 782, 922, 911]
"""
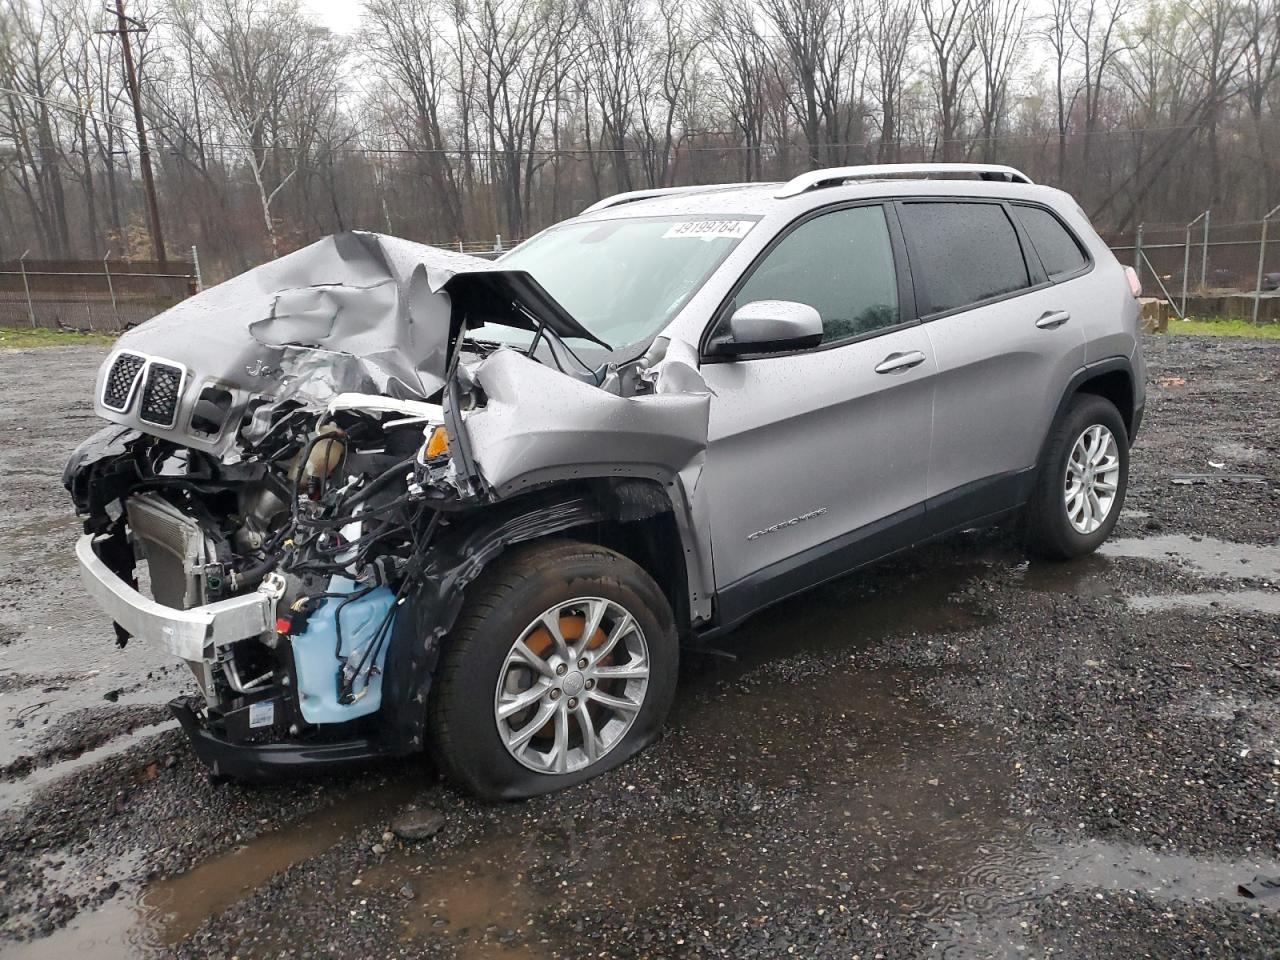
[67, 165, 1145, 799]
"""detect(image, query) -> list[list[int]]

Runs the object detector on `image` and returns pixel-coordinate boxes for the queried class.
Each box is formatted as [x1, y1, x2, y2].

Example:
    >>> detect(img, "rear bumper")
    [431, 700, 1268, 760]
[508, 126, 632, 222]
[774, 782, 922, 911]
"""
[169, 696, 397, 780]
[75, 533, 273, 662]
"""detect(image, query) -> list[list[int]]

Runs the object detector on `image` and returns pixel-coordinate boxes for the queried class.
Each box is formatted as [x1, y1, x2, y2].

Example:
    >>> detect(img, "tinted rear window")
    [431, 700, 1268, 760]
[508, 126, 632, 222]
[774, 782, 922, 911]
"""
[898, 202, 1030, 315]
[1014, 205, 1088, 279]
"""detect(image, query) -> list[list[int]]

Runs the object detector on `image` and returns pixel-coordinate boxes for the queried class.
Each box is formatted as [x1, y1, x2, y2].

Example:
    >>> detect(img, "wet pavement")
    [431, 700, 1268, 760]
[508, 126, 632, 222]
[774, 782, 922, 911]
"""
[1, 334, 1278, 958]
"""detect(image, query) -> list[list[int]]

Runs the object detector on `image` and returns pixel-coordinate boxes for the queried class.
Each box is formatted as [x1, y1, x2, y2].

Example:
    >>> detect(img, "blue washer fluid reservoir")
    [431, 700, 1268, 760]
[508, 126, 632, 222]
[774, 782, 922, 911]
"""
[290, 577, 398, 726]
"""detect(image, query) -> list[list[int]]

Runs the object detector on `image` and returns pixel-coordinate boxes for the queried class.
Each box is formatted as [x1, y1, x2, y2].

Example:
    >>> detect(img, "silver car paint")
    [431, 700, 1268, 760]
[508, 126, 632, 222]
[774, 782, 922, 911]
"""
[699, 326, 936, 588]
[922, 285, 1087, 497]
[90, 232, 599, 460]
[562, 178, 1142, 590]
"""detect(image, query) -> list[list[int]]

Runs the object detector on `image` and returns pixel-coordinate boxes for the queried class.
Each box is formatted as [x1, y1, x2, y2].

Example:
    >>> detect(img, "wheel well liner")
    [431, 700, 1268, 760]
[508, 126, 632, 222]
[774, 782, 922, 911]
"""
[378, 479, 691, 755]
[1075, 368, 1136, 439]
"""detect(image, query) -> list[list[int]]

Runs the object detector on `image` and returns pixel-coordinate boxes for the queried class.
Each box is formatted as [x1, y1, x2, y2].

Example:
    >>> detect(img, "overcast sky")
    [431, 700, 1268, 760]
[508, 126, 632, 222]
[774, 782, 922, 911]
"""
[300, 0, 362, 34]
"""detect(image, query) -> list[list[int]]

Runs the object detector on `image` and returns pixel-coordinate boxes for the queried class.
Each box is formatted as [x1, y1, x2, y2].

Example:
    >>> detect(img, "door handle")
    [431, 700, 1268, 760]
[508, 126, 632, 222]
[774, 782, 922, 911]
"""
[1035, 310, 1071, 329]
[874, 350, 927, 374]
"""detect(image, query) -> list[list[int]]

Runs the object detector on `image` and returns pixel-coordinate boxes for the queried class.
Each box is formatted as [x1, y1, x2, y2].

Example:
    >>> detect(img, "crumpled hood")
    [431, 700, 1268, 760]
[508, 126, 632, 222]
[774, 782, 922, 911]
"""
[92, 231, 600, 459]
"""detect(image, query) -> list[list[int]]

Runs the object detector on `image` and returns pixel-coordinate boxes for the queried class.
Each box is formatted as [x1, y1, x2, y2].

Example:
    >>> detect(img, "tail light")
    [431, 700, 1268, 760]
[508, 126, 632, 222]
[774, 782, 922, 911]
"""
[1124, 266, 1142, 298]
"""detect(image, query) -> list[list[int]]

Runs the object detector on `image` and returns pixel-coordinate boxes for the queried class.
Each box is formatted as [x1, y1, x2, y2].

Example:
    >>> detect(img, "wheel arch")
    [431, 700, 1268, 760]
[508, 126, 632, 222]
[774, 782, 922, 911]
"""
[1040, 357, 1137, 469]
[1074, 365, 1136, 441]
[379, 474, 704, 755]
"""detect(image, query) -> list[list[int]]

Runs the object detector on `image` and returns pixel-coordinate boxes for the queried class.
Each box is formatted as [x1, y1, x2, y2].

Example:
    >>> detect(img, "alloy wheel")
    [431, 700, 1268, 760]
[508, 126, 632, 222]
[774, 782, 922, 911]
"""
[1063, 423, 1121, 535]
[494, 597, 650, 774]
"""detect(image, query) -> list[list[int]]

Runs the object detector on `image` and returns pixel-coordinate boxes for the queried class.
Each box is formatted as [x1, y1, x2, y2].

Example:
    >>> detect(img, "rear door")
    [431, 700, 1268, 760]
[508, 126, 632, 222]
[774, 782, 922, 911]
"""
[698, 203, 936, 624]
[896, 199, 1087, 523]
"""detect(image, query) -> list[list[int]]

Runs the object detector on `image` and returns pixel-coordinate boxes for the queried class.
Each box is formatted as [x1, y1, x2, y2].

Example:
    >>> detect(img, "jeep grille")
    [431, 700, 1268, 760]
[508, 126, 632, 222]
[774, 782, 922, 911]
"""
[139, 361, 184, 427]
[102, 352, 145, 411]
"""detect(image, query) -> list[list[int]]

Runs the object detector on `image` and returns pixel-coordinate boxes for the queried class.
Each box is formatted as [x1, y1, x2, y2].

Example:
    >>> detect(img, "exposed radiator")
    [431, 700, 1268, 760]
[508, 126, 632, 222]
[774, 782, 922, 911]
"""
[126, 493, 217, 610]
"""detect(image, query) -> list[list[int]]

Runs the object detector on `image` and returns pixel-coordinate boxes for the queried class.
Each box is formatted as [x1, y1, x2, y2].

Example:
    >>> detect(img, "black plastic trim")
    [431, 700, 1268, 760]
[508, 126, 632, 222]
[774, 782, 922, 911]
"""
[707, 467, 1038, 637]
[1043, 356, 1139, 454]
[920, 468, 1036, 541]
[712, 503, 926, 633]
[170, 696, 400, 781]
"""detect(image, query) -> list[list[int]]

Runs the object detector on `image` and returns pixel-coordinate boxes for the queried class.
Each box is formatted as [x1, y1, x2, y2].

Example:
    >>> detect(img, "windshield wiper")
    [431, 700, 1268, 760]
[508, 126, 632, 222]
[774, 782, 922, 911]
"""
[519, 306, 610, 386]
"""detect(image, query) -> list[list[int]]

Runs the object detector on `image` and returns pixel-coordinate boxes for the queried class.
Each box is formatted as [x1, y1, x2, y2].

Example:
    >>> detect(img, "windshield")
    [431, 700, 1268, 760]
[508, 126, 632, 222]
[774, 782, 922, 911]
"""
[496, 216, 755, 350]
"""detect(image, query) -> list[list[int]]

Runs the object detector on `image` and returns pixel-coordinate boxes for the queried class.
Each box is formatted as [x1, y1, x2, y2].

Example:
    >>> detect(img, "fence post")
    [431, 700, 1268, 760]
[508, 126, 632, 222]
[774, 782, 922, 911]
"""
[190, 245, 204, 292]
[1200, 209, 1210, 290]
[102, 252, 119, 328]
[18, 249, 35, 328]
[1182, 211, 1206, 317]
[1133, 223, 1144, 288]
[1253, 203, 1280, 325]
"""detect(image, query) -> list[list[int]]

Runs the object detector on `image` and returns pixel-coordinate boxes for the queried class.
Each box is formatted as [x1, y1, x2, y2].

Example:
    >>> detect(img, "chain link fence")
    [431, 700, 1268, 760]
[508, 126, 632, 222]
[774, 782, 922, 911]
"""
[0, 238, 515, 334]
[0, 255, 200, 332]
[1104, 210, 1280, 322]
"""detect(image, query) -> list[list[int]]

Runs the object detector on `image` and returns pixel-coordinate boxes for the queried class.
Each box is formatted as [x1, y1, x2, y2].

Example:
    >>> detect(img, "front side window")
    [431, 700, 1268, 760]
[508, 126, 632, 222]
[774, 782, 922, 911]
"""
[1013, 204, 1089, 279]
[731, 205, 900, 345]
[898, 201, 1031, 315]
[498, 216, 753, 350]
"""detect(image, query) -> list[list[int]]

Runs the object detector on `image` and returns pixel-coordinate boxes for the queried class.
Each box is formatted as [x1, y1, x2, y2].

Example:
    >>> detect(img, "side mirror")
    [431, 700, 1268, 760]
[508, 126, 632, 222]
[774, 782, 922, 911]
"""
[718, 300, 823, 357]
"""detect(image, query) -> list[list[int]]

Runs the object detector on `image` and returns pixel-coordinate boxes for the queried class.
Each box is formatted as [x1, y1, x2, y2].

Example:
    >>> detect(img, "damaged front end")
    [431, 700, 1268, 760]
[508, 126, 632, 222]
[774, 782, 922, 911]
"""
[66, 231, 711, 779]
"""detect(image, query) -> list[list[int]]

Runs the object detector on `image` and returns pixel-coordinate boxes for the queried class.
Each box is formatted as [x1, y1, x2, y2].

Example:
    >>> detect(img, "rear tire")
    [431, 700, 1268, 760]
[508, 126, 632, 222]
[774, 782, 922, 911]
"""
[1024, 394, 1129, 560]
[428, 540, 678, 800]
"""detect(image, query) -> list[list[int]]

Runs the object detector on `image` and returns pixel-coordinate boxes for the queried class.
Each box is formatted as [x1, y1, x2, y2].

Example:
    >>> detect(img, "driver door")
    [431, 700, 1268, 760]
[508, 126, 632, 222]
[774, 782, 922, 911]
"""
[698, 203, 936, 626]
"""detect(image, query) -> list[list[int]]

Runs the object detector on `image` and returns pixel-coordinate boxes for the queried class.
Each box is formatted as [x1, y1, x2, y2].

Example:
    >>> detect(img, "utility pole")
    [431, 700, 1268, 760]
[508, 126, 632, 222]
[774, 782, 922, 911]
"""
[110, 0, 166, 263]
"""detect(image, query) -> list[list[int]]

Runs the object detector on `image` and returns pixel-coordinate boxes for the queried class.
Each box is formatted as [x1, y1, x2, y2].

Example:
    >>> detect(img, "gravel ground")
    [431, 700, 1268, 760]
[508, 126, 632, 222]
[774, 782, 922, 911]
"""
[0, 334, 1277, 959]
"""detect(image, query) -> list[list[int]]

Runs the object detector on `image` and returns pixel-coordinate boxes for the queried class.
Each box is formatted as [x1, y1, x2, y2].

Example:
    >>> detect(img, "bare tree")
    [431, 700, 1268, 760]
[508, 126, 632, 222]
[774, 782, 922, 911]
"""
[1070, 0, 1129, 187]
[0, 0, 73, 256]
[362, 0, 465, 238]
[760, 0, 862, 168]
[919, 0, 976, 161]
[1040, 0, 1077, 183]
[702, 0, 770, 179]
[187, 0, 343, 257]
[635, 0, 701, 188]
[3, 0, 1280, 274]
[870, 0, 916, 161]
[461, 0, 580, 238]
[972, 0, 1024, 161]
[1241, 0, 1280, 200]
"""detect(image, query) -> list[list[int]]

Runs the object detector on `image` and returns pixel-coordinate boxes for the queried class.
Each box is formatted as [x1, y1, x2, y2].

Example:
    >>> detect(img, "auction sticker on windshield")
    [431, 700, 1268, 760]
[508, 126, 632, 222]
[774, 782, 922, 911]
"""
[662, 220, 755, 240]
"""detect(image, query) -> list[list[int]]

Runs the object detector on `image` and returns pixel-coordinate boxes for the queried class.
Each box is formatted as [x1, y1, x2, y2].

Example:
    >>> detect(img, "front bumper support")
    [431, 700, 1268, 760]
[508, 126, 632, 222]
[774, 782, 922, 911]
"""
[75, 533, 274, 662]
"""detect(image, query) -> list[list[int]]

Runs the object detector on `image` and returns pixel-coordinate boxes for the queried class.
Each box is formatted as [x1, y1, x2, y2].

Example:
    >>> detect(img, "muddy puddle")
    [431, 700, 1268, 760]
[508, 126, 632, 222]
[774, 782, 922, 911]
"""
[4, 780, 420, 959]
[6, 534, 1279, 957]
[1101, 533, 1280, 581]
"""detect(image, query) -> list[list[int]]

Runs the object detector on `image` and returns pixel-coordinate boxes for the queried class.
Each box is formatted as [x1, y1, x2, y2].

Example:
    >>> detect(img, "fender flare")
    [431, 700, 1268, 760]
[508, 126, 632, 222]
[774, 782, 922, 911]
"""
[1038, 356, 1137, 470]
[379, 495, 606, 753]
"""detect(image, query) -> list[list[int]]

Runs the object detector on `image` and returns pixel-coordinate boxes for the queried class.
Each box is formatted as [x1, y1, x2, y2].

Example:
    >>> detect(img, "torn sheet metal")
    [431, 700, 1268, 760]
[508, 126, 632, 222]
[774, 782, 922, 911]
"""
[91, 231, 597, 459]
[464, 342, 717, 619]
[465, 347, 711, 495]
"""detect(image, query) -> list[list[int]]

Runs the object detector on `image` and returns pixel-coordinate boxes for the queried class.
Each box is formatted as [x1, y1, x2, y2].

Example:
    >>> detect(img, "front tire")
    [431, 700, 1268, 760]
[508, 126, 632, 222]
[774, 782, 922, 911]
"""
[1024, 394, 1129, 560]
[428, 540, 678, 800]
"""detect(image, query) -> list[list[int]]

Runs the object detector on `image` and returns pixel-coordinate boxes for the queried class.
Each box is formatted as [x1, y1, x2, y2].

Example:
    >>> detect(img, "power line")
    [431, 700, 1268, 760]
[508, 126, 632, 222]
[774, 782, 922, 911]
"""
[158, 114, 1280, 159]
[0, 86, 133, 133]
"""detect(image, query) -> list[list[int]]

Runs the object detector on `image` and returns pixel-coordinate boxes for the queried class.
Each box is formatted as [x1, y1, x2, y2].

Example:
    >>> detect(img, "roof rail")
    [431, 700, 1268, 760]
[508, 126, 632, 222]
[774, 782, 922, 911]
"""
[581, 183, 757, 214]
[774, 163, 1034, 199]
